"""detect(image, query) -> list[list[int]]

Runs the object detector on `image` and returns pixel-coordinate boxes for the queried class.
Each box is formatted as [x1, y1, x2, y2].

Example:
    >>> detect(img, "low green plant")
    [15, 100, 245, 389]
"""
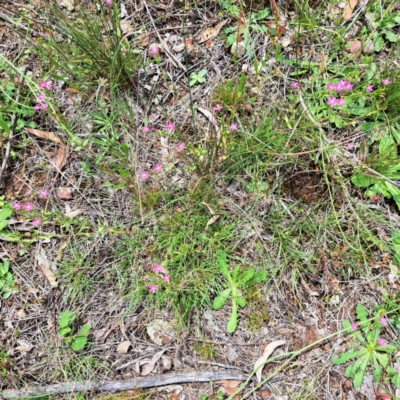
[333, 304, 400, 388]
[0, 259, 18, 299]
[58, 311, 91, 351]
[189, 70, 207, 87]
[0, 348, 11, 377]
[366, 9, 400, 52]
[212, 251, 267, 333]
[220, 0, 270, 58]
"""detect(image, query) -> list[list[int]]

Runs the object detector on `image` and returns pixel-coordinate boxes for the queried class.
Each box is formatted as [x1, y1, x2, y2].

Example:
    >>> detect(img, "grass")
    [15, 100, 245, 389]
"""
[1, 0, 400, 397]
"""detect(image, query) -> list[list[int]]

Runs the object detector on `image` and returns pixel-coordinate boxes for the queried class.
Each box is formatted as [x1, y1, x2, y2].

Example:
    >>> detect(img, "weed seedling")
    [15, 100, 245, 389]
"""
[212, 251, 267, 333]
[189, 70, 207, 87]
[333, 304, 400, 388]
[58, 311, 91, 351]
[0, 259, 18, 299]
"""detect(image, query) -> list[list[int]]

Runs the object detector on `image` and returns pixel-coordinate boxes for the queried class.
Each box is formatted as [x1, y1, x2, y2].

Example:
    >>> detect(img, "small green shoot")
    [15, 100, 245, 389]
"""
[0, 259, 18, 299]
[0, 348, 11, 377]
[333, 304, 400, 388]
[189, 70, 207, 87]
[212, 251, 267, 333]
[58, 311, 91, 351]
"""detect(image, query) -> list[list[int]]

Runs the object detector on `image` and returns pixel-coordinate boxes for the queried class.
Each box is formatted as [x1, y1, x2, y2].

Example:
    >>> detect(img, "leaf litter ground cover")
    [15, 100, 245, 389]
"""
[1, 0, 400, 399]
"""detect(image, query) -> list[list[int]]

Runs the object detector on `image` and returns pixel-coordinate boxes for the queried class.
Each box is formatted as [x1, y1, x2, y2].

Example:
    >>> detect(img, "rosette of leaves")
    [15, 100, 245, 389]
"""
[351, 128, 400, 210]
[0, 259, 18, 299]
[333, 304, 400, 388]
[212, 250, 267, 333]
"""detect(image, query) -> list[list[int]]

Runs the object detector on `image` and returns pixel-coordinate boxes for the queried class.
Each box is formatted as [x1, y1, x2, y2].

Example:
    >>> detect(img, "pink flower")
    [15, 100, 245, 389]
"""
[180, 282, 184, 287]
[345, 143, 355, 150]
[162, 274, 170, 283]
[214, 104, 223, 111]
[165, 121, 175, 132]
[351, 323, 359, 330]
[32, 218, 41, 227]
[12, 201, 21, 211]
[142, 125, 150, 133]
[39, 81, 47, 89]
[382, 79, 391, 85]
[327, 97, 337, 107]
[377, 338, 388, 347]
[291, 82, 299, 89]
[66, 97, 73, 105]
[336, 97, 345, 107]
[25, 189, 32, 195]
[327, 82, 337, 91]
[379, 316, 388, 325]
[336, 80, 346, 92]
[366, 84, 374, 92]
[230, 123, 238, 131]
[39, 189, 49, 198]
[40, 103, 48, 110]
[104, 0, 112, 4]
[153, 162, 163, 173]
[153, 264, 163, 274]
[176, 142, 185, 151]
[139, 171, 149, 180]
[149, 46, 159, 57]
[37, 92, 45, 101]
[343, 81, 353, 90]
[146, 284, 158, 293]
[34, 104, 41, 112]
[23, 202, 34, 211]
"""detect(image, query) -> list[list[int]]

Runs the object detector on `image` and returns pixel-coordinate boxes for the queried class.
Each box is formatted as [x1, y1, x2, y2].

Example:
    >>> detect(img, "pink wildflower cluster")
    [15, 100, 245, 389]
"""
[149, 46, 159, 58]
[35, 80, 52, 112]
[11, 188, 50, 227]
[327, 80, 353, 92]
[139, 162, 163, 181]
[146, 263, 171, 293]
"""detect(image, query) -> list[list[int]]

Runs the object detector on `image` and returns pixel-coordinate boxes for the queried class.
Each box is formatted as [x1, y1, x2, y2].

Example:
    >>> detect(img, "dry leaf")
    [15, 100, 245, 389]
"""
[218, 380, 242, 396]
[198, 19, 228, 43]
[141, 350, 166, 376]
[161, 355, 172, 371]
[25, 128, 62, 144]
[117, 340, 132, 354]
[16, 309, 26, 318]
[343, 0, 358, 21]
[184, 37, 195, 53]
[121, 20, 134, 35]
[15, 340, 32, 352]
[56, 187, 74, 200]
[60, 0, 75, 11]
[56, 143, 68, 171]
[346, 40, 362, 53]
[254, 340, 286, 383]
[64, 209, 83, 218]
[55, 242, 68, 262]
[207, 214, 220, 226]
[255, 390, 272, 398]
[66, 87, 79, 94]
[205, 39, 214, 49]
[36, 253, 58, 288]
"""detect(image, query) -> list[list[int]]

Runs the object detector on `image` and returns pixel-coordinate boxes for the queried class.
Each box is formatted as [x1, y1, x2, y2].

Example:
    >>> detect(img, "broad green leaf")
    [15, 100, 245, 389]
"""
[248, 270, 268, 284]
[59, 311, 76, 328]
[375, 352, 389, 368]
[227, 310, 238, 333]
[58, 327, 71, 337]
[385, 31, 397, 42]
[71, 324, 90, 351]
[0, 206, 12, 231]
[372, 357, 382, 382]
[217, 251, 231, 281]
[332, 349, 367, 365]
[384, 182, 400, 210]
[0, 260, 9, 275]
[0, 117, 10, 135]
[226, 32, 238, 47]
[213, 288, 231, 310]
[379, 131, 396, 158]
[237, 297, 246, 308]
[374, 36, 384, 52]
[239, 268, 255, 285]
[356, 304, 369, 325]
[392, 371, 400, 387]
[232, 265, 240, 282]
[351, 174, 374, 188]
[120, 143, 129, 158]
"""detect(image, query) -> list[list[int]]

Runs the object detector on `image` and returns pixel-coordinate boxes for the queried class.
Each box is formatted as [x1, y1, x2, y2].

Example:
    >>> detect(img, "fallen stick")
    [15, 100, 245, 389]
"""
[1, 369, 248, 398]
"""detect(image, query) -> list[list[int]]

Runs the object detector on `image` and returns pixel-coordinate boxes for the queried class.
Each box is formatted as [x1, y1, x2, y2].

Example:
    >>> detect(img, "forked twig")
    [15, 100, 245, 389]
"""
[0, 66, 27, 188]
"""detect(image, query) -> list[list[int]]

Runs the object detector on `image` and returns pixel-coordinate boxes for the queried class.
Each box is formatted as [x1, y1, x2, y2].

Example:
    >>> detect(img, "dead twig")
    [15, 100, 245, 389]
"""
[1, 369, 247, 398]
[0, 65, 27, 188]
